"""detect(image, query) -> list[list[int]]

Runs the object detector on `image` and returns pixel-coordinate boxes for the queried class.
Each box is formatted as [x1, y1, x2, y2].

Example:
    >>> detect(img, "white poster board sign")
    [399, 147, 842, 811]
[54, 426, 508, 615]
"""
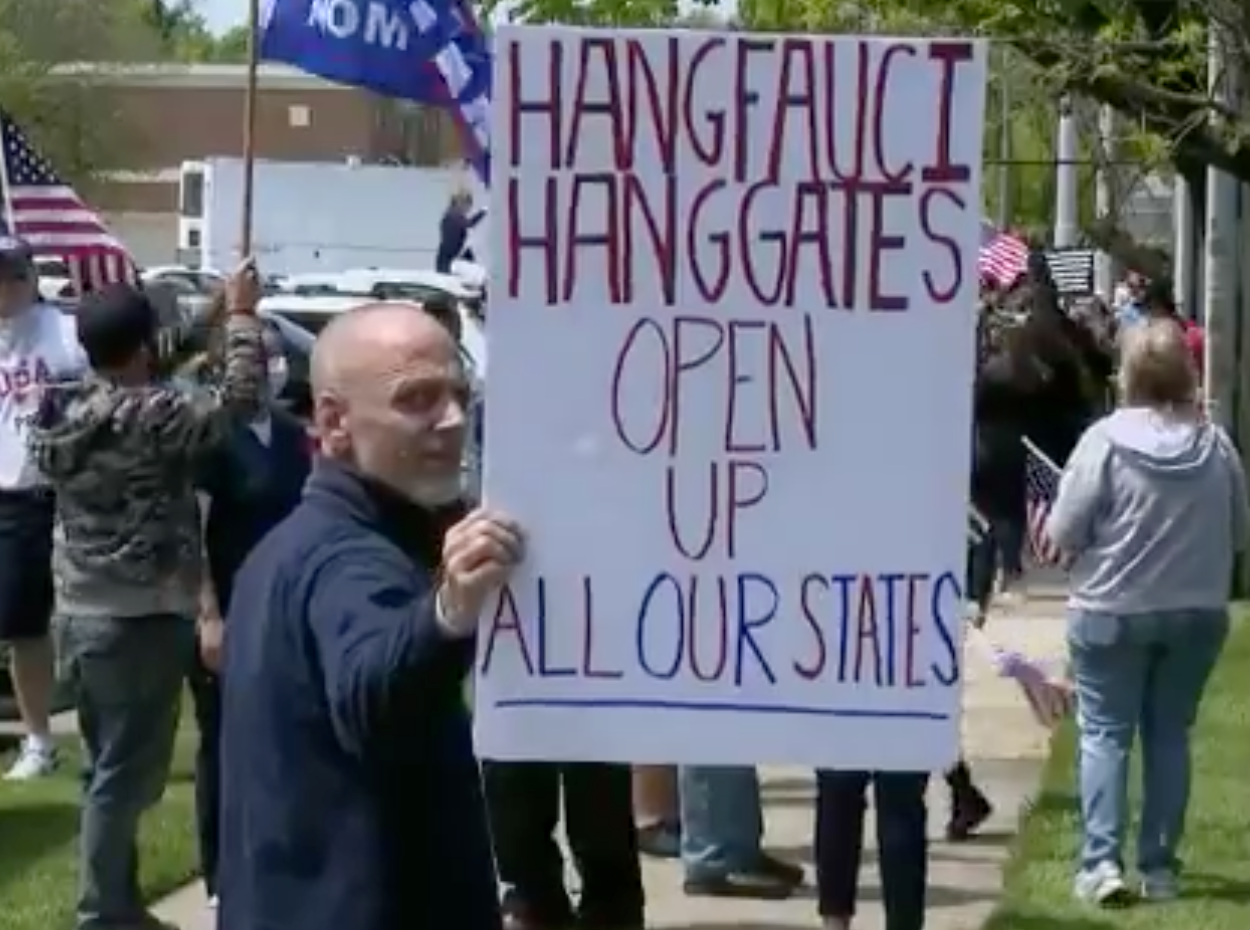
[476, 25, 987, 770]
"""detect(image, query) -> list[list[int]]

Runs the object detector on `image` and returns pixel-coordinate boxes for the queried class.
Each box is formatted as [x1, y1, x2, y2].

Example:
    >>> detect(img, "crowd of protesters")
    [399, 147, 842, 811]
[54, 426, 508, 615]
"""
[0, 229, 1238, 930]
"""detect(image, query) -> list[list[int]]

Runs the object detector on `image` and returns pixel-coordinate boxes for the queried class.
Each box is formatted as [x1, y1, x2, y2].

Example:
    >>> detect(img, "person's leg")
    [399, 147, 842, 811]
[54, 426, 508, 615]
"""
[1137, 609, 1229, 897]
[874, 772, 930, 930]
[188, 656, 222, 900]
[1068, 610, 1146, 906]
[964, 526, 997, 618]
[632, 764, 680, 858]
[563, 763, 644, 929]
[814, 770, 868, 928]
[680, 765, 800, 898]
[1, 493, 58, 780]
[994, 515, 1026, 589]
[944, 759, 992, 841]
[65, 615, 193, 930]
[4, 636, 57, 776]
[481, 760, 572, 928]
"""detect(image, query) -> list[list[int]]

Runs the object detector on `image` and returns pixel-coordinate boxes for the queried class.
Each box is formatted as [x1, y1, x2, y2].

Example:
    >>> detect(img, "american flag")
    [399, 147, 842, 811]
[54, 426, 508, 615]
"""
[979, 221, 1029, 288]
[968, 627, 1074, 729]
[1023, 437, 1063, 564]
[0, 112, 135, 293]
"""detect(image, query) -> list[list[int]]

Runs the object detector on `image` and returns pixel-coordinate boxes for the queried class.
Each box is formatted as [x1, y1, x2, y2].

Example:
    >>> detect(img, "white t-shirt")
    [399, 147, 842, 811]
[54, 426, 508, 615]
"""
[0, 303, 86, 490]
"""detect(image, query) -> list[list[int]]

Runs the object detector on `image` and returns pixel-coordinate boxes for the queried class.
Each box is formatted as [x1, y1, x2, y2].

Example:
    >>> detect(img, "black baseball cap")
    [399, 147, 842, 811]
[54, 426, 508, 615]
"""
[0, 237, 34, 282]
[76, 283, 159, 369]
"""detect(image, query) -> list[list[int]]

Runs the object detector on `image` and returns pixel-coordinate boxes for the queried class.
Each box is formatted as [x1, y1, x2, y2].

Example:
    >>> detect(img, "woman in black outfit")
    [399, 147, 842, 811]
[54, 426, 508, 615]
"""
[967, 326, 1038, 617]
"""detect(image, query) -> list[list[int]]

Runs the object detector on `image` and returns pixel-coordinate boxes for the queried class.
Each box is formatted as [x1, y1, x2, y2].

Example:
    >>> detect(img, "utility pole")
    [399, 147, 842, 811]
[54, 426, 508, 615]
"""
[1173, 178, 1196, 317]
[1054, 96, 1079, 247]
[1203, 27, 1238, 433]
[1094, 105, 1117, 298]
[996, 47, 1013, 230]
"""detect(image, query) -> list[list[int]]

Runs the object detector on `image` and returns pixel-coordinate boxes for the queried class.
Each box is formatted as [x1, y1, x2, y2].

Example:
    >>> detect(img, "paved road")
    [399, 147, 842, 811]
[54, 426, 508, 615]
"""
[150, 594, 1069, 930]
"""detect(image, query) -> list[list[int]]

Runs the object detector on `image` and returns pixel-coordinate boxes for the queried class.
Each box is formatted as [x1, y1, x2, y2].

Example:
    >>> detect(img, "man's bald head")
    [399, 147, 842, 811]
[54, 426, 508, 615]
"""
[311, 301, 469, 507]
[311, 301, 454, 396]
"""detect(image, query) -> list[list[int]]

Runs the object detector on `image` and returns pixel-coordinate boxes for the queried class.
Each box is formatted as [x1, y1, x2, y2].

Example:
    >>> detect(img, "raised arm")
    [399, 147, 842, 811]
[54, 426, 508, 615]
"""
[306, 544, 474, 759]
[156, 261, 267, 456]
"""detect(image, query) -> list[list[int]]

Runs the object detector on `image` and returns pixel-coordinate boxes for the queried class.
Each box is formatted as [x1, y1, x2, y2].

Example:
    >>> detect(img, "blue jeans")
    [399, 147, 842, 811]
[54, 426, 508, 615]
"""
[679, 766, 763, 880]
[1068, 608, 1228, 875]
[56, 614, 195, 930]
[816, 770, 928, 930]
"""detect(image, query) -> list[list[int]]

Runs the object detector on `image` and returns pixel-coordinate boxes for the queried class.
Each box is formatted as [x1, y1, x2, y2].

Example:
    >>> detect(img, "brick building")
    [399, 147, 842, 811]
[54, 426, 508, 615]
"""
[55, 63, 461, 265]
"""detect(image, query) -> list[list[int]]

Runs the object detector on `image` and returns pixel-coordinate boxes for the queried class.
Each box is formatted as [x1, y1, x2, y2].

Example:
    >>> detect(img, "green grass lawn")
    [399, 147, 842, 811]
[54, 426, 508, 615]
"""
[0, 707, 200, 930]
[987, 611, 1250, 930]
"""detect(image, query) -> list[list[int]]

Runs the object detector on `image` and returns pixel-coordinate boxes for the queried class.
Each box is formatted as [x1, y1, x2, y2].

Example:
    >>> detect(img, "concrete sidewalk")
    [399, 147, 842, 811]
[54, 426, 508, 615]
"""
[152, 594, 1069, 930]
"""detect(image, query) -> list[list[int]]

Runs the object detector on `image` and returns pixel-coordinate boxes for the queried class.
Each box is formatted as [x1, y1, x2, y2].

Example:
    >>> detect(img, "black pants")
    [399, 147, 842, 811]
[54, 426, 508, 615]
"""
[815, 770, 928, 930]
[966, 514, 1026, 609]
[482, 761, 644, 928]
[188, 658, 221, 896]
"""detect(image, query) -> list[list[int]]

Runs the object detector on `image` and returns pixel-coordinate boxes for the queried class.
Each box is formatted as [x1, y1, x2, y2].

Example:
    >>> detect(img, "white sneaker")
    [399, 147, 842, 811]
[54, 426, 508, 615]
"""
[1140, 869, 1179, 901]
[3, 736, 58, 781]
[207, 895, 219, 909]
[1074, 861, 1134, 907]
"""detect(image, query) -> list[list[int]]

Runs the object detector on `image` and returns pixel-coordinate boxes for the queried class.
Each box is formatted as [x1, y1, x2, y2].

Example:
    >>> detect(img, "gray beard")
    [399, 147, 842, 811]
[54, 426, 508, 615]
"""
[405, 474, 465, 508]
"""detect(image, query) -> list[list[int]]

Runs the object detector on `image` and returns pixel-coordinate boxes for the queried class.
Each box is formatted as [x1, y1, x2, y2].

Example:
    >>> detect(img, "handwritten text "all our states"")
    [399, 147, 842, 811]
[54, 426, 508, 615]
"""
[502, 36, 978, 310]
[480, 569, 962, 691]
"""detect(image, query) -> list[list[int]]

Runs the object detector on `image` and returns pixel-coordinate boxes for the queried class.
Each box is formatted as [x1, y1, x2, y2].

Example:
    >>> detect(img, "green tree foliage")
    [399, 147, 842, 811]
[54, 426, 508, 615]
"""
[210, 26, 253, 63]
[0, 0, 166, 182]
[487, 0, 1248, 189]
[0, 1, 249, 183]
[140, 0, 251, 62]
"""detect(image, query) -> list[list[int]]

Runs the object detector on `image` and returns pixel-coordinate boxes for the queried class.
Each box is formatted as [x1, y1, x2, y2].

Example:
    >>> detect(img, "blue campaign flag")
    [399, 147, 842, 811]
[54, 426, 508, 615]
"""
[260, 0, 492, 180]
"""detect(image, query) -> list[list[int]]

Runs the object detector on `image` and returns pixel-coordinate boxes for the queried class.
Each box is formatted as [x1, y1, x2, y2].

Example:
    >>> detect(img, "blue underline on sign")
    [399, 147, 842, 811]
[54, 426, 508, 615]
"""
[490, 698, 952, 721]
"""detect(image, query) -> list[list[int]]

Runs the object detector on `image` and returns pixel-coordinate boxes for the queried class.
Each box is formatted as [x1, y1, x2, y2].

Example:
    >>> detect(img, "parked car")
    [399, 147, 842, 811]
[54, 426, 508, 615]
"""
[278, 267, 485, 318]
[140, 266, 226, 322]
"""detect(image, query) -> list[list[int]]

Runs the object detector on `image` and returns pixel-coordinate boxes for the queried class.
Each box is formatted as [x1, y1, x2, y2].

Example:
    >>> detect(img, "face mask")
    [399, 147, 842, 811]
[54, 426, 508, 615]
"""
[267, 358, 289, 398]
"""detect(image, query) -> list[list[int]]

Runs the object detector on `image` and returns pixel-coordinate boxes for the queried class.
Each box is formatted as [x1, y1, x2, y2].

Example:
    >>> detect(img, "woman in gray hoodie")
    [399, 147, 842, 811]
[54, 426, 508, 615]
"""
[1045, 319, 1248, 907]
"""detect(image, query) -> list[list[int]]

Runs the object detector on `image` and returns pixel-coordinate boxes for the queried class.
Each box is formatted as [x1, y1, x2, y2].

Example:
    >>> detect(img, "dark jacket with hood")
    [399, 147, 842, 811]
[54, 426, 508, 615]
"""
[27, 313, 265, 619]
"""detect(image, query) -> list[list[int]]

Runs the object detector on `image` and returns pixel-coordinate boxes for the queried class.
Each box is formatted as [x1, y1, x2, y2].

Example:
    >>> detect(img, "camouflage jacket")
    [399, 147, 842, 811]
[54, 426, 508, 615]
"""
[27, 314, 266, 619]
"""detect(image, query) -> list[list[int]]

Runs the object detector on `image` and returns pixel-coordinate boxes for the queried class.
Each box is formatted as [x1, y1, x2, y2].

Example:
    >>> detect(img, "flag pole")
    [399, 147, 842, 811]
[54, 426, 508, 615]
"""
[0, 117, 17, 233]
[240, 0, 261, 258]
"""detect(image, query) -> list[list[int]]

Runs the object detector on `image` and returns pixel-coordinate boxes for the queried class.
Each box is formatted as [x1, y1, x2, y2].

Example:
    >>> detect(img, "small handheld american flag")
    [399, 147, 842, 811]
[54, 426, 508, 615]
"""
[979, 221, 1029, 289]
[0, 111, 135, 294]
[1023, 437, 1063, 565]
[968, 626, 1074, 729]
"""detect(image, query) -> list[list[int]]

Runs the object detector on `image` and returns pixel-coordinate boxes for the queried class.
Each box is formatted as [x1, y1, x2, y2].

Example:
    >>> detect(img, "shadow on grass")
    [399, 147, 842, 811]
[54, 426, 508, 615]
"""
[0, 802, 80, 898]
[1184, 872, 1250, 904]
[984, 912, 1119, 930]
[666, 923, 811, 930]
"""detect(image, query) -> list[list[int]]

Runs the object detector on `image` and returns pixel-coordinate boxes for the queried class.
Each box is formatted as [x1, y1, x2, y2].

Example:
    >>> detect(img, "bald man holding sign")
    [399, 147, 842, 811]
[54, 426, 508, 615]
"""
[217, 303, 522, 930]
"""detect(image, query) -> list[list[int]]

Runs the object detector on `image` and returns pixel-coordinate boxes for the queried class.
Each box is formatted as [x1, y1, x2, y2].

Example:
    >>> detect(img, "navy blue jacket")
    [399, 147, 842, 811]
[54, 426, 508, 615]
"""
[435, 207, 484, 273]
[198, 409, 311, 612]
[218, 460, 500, 930]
